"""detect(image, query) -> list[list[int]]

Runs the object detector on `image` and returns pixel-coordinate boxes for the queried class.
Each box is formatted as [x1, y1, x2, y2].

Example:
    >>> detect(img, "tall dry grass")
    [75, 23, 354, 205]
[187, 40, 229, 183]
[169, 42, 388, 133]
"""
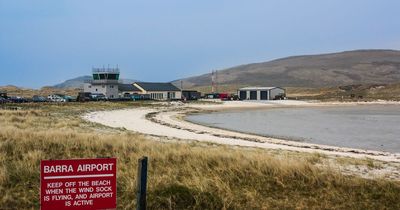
[0, 102, 399, 209]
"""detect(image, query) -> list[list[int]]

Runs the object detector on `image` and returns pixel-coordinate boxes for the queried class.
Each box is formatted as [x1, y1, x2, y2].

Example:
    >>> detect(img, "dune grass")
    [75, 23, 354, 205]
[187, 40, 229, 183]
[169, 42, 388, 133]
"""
[0, 102, 400, 209]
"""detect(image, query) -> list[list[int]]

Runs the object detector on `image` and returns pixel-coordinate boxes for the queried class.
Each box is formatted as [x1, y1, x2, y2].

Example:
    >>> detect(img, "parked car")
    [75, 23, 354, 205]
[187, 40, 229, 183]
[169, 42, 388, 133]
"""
[273, 94, 286, 100]
[48, 95, 66, 102]
[129, 94, 150, 101]
[218, 93, 229, 100]
[77, 92, 92, 102]
[0, 97, 10, 103]
[203, 93, 229, 100]
[56, 94, 74, 102]
[90, 93, 107, 101]
[32, 95, 47, 102]
[8, 96, 29, 103]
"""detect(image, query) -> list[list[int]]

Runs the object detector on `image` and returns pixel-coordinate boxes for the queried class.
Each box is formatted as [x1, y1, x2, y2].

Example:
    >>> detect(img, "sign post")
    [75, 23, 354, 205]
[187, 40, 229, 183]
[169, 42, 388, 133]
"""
[136, 156, 148, 210]
[40, 158, 117, 210]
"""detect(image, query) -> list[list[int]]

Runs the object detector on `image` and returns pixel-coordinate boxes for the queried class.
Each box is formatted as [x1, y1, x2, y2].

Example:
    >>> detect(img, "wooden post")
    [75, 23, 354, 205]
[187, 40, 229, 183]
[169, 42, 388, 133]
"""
[136, 156, 148, 210]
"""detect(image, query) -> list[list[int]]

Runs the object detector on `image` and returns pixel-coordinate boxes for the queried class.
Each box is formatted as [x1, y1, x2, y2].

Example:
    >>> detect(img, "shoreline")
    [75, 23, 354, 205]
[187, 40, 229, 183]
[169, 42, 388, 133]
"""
[83, 100, 400, 163]
[184, 102, 400, 153]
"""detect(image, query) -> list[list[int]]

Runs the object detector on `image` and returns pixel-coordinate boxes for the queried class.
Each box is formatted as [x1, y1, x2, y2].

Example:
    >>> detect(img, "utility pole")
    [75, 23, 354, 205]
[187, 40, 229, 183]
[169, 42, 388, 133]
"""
[211, 70, 215, 93]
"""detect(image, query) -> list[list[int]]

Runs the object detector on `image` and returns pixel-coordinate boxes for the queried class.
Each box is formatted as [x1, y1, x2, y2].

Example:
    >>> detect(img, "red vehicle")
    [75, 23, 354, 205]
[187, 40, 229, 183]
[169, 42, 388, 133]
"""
[218, 93, 229, 100]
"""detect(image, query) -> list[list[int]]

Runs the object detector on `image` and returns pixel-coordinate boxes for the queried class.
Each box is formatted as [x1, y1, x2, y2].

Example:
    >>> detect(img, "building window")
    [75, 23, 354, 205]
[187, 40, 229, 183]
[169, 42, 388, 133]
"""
[95, 89, 98, 91]
[93, 74, 100, 80]
[88, 85, 92, 88]
[110, 85, 114, 88]
[102, 85, 105, 88]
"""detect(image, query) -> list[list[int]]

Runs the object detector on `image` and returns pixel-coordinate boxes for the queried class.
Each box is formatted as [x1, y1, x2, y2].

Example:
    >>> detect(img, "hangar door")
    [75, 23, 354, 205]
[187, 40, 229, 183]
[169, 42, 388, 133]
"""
[239, 91, 247, 100]
[260, 91, 268, 100]
[250, 91, 257, 100]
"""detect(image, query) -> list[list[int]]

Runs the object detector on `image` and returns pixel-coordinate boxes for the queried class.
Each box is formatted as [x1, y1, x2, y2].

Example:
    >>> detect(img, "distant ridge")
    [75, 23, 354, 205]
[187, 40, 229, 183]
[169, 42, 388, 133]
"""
[174, 49, 400, 88]
[53, 76, 92, 89]
[53, 76, 139, 89]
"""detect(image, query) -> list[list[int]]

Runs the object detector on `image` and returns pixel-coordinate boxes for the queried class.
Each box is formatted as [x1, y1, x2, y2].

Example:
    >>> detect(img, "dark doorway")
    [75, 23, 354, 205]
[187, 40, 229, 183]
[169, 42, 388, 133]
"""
[260, 91, 268, 100]
[250, 91, 257, 100]
[239, 91, 247, 100]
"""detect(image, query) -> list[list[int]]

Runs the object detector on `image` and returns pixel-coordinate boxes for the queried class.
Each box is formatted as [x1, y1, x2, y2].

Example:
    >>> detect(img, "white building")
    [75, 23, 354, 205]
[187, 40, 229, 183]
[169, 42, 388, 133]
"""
[83, 67, 182, 100]
[238, 87, 285, 100]
[133, 82, 182, 100]
[83, 67, 120, 99]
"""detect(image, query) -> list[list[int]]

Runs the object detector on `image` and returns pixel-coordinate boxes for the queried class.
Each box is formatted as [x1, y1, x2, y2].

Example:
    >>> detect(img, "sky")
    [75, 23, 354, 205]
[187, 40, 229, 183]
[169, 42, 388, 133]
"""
[1, 0, 400, 88]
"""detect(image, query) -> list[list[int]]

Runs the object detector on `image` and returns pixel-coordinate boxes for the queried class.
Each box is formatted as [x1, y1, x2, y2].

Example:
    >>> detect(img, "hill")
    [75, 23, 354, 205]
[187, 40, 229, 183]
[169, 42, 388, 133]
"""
[53, 76, 92, 89]
[53, 76, 139, 89]
[0, 85, 79, 98]
[175, 49, 400, 89]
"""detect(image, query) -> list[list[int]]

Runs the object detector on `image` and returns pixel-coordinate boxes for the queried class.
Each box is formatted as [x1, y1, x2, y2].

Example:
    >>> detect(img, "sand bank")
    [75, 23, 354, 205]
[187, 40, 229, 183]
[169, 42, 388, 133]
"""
[83, 100, 400, 163]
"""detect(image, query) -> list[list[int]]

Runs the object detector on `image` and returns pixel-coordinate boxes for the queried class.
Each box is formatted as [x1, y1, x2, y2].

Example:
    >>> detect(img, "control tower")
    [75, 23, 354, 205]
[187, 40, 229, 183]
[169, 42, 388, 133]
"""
[83, 67, 120, 99]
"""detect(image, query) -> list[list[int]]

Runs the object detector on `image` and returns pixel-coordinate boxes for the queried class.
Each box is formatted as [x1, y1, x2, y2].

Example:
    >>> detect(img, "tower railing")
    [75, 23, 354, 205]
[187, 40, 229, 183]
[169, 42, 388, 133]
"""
[92, 67, 120, 74]
[84, 79, 121, 84]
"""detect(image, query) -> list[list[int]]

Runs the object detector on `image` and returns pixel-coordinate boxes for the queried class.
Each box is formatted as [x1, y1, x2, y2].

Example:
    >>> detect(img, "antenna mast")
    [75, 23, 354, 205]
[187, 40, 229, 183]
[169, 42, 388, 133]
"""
[215, 70, 218, 93]
[211, 70, 215, 93]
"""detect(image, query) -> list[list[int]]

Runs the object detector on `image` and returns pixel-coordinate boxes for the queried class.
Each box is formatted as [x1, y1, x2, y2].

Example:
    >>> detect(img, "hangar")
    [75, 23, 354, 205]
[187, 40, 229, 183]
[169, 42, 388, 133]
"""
[238, 87, 285, 100]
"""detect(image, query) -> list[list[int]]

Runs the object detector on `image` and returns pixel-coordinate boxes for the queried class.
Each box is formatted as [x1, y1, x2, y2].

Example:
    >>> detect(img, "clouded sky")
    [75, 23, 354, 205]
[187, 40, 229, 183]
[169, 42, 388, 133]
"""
[1, 0, 400, 88]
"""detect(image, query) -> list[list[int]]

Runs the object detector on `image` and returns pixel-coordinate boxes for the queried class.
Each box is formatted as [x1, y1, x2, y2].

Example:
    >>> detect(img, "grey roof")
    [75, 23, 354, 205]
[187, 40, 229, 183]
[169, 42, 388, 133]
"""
[118, 84, 141, 92]
[239, 87, 285, 91]
[135, 82, 181, 91]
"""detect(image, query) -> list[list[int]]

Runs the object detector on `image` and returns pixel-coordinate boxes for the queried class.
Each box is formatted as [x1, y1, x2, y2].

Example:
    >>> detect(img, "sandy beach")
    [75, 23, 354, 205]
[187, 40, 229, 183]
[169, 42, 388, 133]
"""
[83, 100, 400, 163]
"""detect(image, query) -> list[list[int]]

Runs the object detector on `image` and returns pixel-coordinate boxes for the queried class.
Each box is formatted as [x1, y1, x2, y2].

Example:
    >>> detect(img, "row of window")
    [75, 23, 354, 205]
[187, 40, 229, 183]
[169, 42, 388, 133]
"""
[93, 73, 119, 80]
[150, 93, 164, 100]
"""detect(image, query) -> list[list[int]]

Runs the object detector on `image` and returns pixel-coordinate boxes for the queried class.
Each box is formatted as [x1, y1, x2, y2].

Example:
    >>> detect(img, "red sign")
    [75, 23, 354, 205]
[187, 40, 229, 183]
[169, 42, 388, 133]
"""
[40, 158, 117, 210]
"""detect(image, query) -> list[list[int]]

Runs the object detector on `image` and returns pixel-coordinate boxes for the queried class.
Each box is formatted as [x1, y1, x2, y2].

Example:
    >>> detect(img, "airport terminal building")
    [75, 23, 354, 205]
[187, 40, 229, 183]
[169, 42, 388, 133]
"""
[84, 67, 182, 100]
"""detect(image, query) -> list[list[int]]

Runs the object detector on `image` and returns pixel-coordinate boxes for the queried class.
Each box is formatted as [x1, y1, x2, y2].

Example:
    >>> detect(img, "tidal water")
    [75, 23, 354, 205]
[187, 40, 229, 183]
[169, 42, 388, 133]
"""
[186, 105, 400, 153]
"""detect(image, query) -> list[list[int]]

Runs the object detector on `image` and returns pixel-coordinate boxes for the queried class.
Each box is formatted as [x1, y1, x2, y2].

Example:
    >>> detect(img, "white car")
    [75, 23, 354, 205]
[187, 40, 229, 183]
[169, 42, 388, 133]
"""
[47, 95, 66, 102]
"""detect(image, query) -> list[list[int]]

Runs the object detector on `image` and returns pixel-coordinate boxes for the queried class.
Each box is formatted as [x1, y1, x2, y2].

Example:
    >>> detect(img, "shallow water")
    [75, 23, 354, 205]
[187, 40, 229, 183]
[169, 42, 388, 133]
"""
[186, 105, 400, 153]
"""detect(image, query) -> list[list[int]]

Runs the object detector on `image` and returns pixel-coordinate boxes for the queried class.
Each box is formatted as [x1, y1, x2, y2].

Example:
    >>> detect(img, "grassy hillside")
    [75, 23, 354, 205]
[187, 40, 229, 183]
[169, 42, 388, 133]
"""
[286, 83, 400, 101]
[175, 49, 400, 88]
[1, 102, 400, 209]
[0, 85, 80, 98]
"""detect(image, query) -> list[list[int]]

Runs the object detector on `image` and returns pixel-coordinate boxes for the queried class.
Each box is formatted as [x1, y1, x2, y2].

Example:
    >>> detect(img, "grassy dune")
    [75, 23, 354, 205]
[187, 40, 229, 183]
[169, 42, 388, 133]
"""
[1, 102, 400, 209]
[0, 85, 79, 98]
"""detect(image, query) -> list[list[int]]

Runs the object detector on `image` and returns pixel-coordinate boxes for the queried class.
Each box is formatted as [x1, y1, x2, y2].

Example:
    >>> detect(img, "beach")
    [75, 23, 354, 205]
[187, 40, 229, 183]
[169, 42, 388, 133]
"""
[83, 100, 400, 163]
